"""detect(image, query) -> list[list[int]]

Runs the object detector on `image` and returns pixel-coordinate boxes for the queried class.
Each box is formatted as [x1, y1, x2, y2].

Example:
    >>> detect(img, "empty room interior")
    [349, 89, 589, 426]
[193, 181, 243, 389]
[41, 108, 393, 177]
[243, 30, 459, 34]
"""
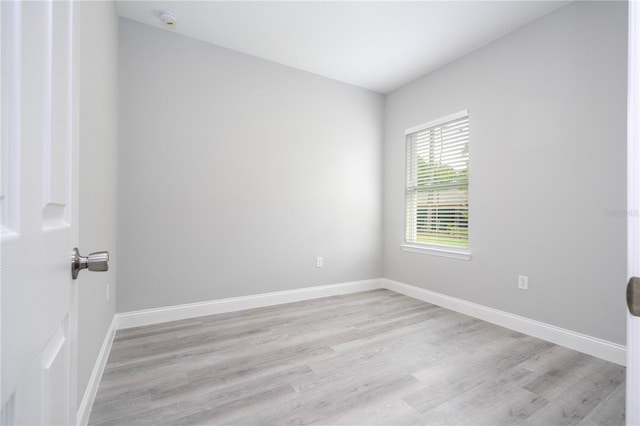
[3, 0, 637, 424]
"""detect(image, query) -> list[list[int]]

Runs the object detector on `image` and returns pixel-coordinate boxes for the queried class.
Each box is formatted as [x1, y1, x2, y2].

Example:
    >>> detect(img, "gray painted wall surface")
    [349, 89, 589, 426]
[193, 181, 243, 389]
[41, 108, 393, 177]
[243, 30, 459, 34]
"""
[117, 19, 384, 312]
[383, 1, 628, 344]
[78, 1, 119, 403]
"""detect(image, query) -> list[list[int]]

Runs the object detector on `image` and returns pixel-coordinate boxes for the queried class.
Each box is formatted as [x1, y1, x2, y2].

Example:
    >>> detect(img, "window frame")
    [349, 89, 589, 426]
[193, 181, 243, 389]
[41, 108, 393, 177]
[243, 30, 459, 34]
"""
[401, 110, 471, 261]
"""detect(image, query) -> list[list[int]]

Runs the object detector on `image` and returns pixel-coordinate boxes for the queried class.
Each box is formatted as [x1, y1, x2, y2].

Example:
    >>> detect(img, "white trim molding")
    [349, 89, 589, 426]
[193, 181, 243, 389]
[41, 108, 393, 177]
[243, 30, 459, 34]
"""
[115, 279, 383, 330]
[382, 279, 626, 366]
[76, 317, 117, 426]
[627, 0, 640, 422]
[400, 244, 471, 260]
[111, 277, 625, 366]
[405, 109, 469, 135]
[77, 277, 626, 424]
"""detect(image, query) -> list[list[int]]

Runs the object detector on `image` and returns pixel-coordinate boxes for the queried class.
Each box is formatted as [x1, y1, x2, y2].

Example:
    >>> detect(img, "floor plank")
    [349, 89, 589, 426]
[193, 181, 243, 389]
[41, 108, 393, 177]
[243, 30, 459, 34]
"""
[89, 289, 625, 425]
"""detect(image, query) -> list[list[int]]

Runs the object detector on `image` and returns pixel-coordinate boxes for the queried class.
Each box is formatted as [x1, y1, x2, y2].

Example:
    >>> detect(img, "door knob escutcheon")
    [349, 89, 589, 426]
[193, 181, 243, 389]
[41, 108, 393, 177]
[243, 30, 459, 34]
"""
[71, 248, 109, 279]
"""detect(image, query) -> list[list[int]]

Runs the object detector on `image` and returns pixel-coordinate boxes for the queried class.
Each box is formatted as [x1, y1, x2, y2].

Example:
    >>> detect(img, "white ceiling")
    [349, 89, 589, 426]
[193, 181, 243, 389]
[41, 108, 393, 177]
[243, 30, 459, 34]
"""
[116, 1, 571, 94]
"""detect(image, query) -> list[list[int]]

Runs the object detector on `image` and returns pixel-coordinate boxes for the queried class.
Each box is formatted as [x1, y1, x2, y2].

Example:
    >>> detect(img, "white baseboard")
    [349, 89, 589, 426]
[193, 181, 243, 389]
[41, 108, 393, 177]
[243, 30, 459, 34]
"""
[382, 278, 626, 366]
[111, 276, 625, 365]
[77, 277, 624, 426]
[76, 317, 117, 426]
[115, 278, 383, 330]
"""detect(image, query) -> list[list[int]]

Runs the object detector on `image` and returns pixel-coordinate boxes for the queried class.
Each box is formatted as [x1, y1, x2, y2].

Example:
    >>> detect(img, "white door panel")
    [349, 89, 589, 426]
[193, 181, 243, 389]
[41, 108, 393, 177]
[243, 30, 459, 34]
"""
[1, 1, 78, 424]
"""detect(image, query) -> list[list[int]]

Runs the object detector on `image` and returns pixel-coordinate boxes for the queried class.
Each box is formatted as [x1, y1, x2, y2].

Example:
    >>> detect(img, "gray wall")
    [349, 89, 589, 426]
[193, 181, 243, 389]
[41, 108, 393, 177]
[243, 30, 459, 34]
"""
[117, 19, 384, 312]
[383, 1, 628, 344]
[116, 1, 627, 347]
[78, 1, 119, 403]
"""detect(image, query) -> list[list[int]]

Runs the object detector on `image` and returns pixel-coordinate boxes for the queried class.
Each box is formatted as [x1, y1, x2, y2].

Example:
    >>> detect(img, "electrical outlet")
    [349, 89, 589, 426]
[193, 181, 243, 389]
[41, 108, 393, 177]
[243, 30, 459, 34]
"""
[518, 275, 528, 290]
[106, 284, 110, 303]
[316, 257, 323, 268]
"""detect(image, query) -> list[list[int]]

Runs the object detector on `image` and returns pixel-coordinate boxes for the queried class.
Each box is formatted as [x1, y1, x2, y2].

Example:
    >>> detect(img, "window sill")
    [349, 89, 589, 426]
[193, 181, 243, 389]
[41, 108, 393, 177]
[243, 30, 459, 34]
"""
[400, 244, 471, 261]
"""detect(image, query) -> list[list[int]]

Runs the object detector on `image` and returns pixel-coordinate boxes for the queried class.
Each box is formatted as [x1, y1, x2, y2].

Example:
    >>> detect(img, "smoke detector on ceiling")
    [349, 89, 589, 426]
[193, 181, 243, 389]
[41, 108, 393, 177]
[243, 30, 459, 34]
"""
[159, 11, 176, 27]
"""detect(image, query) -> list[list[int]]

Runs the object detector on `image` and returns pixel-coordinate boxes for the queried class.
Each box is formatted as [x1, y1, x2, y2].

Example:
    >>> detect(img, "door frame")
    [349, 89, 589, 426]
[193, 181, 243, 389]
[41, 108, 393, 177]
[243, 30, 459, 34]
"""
[69, 0, 80, 420]
[627, 1, 640, 425]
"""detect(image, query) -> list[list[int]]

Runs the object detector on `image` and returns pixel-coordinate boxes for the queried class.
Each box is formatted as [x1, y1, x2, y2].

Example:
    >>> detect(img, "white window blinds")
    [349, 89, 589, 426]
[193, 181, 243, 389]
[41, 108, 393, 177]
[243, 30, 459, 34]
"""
[405, 110, 469, 248]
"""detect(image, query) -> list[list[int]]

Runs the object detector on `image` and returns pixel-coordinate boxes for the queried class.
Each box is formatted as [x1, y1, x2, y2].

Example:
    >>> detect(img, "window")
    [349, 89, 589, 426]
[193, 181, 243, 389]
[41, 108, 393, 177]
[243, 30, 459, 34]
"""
[404, 110, 469, 258]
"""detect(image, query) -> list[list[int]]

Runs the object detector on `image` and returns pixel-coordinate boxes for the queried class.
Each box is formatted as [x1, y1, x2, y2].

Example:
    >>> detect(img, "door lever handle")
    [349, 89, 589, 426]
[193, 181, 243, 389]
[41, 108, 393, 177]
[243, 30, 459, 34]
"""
[71, 248, 109, 279]
[627, 277, 640, 317]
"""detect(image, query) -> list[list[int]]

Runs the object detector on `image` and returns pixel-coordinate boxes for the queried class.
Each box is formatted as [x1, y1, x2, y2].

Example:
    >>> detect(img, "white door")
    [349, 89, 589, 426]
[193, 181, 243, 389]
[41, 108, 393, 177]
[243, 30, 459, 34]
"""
[1, 1, 79, 424]
[628, 1, 640, 425]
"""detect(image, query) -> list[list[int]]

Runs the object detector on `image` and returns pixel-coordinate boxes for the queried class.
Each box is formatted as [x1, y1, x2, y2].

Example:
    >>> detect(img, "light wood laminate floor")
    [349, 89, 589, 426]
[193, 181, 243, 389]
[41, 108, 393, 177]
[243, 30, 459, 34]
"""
[89, 289, 625, 425]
